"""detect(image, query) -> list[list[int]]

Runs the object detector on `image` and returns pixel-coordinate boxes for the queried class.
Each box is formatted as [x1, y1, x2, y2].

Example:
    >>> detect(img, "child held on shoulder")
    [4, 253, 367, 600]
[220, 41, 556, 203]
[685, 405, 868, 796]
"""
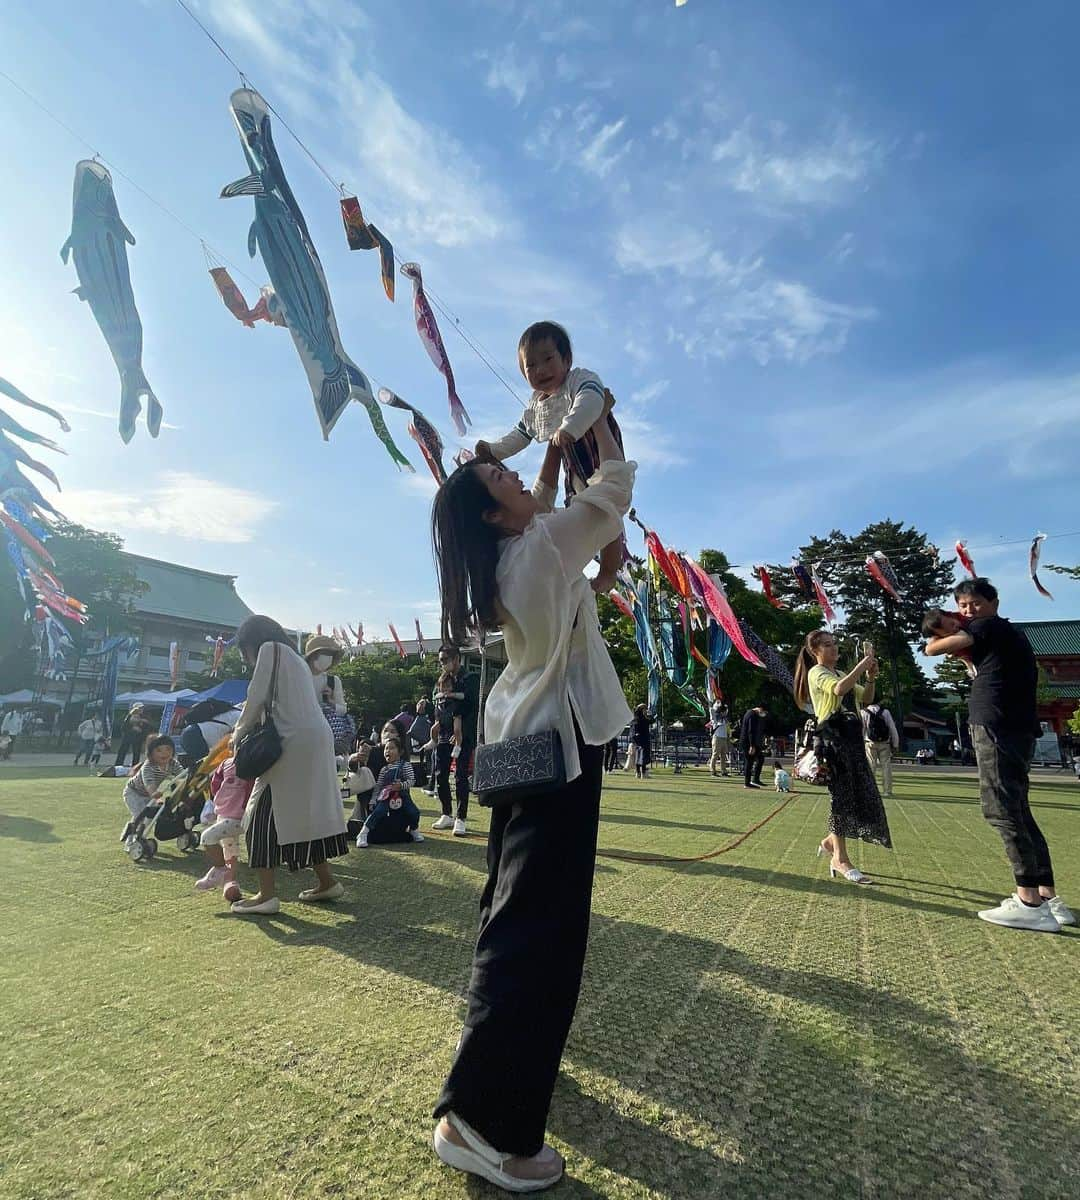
[475, 320, 625, 593]
[356, 729, 424, 848]
[921, 608, 976, 676]
[195, 755, 253, 902]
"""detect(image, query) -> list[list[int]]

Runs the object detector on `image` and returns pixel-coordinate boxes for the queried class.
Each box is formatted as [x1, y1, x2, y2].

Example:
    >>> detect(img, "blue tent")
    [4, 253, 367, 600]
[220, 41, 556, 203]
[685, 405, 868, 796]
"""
[182, 678, 249, 707]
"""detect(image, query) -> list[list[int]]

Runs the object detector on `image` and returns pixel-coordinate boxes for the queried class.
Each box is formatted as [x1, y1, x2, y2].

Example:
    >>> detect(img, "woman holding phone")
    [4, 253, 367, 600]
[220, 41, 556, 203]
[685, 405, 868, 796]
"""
[793, 632, 892, 883]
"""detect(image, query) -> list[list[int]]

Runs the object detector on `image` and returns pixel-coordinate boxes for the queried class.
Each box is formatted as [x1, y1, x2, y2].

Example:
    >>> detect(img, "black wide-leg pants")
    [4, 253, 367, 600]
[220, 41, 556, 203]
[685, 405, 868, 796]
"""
[433, 732, 603, 1156]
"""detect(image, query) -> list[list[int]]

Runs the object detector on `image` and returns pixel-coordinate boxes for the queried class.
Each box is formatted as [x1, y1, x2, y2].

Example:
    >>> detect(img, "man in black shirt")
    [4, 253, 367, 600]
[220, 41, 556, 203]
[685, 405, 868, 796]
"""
[927, 577, 1073, 932]
[739, 704, 767, 789]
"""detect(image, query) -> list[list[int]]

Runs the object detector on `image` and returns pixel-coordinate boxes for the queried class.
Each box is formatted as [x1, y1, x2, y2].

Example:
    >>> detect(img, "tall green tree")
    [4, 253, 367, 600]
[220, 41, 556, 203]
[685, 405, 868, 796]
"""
[767, 519, 954, 721]
[336, 650, 441, 733]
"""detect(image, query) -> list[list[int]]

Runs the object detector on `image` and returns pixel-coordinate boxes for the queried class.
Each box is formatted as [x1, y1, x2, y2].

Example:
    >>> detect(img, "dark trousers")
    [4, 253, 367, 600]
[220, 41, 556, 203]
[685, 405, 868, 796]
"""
[436, 740, 472, 820]
[972, 724, 1054, 888]
[434, 737, 603, 1156]
[73, 737, 96, 765]
[743, 746, 763, 786]
[603, 738, 620, 771]
[113, 734, 138, 766]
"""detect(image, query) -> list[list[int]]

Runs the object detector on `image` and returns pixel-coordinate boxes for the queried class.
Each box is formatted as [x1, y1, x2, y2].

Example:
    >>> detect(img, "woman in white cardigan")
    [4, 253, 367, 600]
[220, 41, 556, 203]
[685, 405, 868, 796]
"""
[430, 396, 634, 1192]
[229, 616, 349, 915]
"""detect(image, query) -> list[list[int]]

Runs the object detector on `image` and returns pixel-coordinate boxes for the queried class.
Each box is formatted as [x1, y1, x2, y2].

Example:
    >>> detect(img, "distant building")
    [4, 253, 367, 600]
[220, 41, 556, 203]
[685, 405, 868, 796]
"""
[43, 552, 253, 708]
[1014, 619, 1080, 734]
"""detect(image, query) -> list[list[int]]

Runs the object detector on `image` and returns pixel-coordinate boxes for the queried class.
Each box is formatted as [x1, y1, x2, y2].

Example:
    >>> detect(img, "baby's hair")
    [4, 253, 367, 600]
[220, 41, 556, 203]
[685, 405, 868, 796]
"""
[773, 760, 783, 769]
[920, 608, 949, 637]
[518, 321, 573, 374]
[145, 735, 174, 757]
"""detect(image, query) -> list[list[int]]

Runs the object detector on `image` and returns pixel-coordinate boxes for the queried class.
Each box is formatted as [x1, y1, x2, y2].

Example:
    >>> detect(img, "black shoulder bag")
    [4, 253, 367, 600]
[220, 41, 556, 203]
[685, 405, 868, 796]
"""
[234, 644, 283, 781]
[472, 632, 567, 807]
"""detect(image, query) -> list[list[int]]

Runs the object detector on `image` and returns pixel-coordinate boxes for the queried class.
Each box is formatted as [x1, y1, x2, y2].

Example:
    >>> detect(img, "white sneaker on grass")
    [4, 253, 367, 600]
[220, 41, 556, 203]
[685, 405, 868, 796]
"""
[410, 830, 425, 842]
[1047, 896, 1077, 927]
[453, 818, 467, 837]
[977, 894, 1060, 933]
[356, 829, 369, 848]
[431, 814, 454, 831]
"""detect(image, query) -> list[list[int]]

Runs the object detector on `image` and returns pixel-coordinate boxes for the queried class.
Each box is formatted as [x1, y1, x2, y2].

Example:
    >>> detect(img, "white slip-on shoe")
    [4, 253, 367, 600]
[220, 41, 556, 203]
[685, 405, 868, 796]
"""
[231, 896, 281, 915]
[1047, 896, 1077, 927]
[453, 818, 467, 837]
[299, 881, 344, 902]
[977, 894, 1060, 933]
[433, 1114, 563, 1193]
[431, 814, 454, 830]
[356, 830, 369, 848]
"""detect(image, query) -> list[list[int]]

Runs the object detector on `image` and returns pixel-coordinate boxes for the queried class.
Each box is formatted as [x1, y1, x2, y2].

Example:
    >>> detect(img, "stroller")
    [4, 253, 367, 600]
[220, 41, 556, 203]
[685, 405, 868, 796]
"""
[120, 737, 232, 863]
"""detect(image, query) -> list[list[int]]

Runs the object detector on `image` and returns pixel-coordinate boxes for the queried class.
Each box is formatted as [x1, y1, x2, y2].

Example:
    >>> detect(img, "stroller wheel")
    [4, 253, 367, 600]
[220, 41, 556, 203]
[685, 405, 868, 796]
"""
[176, 832, 192, 852]
[129, 840, 145, 862]
[143, 838, 158, 859]
[190, 829, 201, 849]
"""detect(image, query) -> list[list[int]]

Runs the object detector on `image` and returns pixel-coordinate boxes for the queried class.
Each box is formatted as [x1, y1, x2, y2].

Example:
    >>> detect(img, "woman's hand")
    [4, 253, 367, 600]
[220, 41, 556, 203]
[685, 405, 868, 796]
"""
[551, 428, 574, 450]
[474, 439, 494, 461]
[866, 659, 880, 680]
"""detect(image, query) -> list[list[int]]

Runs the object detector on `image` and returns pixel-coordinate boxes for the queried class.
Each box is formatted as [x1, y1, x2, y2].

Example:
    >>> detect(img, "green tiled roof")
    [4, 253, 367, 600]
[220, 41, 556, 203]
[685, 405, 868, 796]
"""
[122, 553, 253, 629]
[1014, 620, 1080, 657]
[1045, 681, 1080, 700]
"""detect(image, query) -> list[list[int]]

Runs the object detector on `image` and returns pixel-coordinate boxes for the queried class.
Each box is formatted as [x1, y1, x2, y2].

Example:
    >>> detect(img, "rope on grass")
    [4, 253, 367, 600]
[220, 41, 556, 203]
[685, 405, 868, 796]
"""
[596, 793, 798, 865]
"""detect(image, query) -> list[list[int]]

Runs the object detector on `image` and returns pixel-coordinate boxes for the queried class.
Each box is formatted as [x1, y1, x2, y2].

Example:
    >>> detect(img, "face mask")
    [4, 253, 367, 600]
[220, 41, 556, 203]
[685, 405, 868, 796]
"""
[311, 653, 333, 672]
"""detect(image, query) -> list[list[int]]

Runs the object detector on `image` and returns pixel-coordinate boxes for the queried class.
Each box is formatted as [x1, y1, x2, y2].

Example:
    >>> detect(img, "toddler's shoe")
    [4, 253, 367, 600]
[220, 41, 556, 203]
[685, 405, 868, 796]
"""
[195, 865, 227, 891]
[410, 830, 425, 842]
[223, 881, 242, 903]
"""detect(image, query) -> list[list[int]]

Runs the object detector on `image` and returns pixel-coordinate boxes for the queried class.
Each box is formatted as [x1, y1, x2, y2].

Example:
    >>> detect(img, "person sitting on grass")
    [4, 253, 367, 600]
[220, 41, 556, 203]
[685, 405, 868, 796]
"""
[195, 755, 253, 903]
[773, 760, 793, 794]
[120, 735, 182, 845]
[355, 729, 424, 849]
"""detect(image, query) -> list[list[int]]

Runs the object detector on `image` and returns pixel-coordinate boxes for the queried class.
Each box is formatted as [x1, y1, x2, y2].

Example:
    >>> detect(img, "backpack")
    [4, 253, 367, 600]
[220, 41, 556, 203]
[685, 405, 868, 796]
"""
[866, 708, 890, 743]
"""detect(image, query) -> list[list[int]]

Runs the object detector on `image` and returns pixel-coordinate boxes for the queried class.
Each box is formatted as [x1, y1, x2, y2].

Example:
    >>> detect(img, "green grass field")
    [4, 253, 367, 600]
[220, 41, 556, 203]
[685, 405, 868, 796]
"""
[1, 764, 1077, 1199]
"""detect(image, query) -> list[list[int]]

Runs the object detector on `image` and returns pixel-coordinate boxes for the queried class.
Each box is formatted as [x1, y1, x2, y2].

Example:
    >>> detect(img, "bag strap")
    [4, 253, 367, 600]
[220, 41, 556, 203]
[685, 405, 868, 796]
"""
[477, 632, 488, 747]
[265, 643, 281, 718]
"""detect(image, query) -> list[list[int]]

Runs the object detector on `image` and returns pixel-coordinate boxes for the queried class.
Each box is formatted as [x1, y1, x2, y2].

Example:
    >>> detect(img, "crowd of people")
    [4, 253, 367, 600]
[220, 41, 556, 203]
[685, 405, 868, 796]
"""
[28, 316, 1078, 1194]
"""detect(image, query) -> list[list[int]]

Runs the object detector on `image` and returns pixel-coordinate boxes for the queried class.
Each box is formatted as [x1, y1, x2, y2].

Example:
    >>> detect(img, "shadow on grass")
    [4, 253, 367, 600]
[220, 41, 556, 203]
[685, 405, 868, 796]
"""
[0, 812, 61, 842]
[599, 812, 740, 835]
[134, 818, 1080, 1194]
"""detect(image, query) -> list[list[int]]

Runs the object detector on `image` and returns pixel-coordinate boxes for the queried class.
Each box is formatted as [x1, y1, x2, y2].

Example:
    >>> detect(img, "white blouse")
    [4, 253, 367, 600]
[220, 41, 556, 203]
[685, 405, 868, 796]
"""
[483, 458, 635, 783]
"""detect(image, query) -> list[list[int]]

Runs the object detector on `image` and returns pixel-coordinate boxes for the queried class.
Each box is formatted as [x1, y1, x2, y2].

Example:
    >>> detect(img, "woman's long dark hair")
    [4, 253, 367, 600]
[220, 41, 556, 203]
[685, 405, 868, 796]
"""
[235, 615, 296, 665]
[431, 461, 503, 647]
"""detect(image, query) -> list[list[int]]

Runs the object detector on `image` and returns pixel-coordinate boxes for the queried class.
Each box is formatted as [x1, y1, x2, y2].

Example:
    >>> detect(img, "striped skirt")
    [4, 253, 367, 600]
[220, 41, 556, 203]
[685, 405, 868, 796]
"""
[245, 787, 350, 871]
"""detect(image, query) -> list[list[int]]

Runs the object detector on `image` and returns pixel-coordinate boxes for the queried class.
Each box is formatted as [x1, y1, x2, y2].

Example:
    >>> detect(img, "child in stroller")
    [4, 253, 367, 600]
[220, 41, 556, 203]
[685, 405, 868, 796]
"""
[119, 735, 229, 863]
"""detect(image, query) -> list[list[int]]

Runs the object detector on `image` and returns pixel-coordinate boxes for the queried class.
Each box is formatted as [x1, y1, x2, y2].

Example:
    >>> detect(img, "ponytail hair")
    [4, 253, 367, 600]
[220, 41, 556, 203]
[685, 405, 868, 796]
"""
[793, 630, 833, 710]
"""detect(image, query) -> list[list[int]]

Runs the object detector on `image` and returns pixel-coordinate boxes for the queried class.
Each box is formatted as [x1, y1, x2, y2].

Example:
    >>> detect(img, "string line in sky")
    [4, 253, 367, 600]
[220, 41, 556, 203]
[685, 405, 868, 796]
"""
[170, 0, 528, 408]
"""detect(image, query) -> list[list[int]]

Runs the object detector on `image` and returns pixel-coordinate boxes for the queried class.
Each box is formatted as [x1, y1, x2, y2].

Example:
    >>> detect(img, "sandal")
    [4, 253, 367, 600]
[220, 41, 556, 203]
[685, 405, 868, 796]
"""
[433, 1113, 564, 1193]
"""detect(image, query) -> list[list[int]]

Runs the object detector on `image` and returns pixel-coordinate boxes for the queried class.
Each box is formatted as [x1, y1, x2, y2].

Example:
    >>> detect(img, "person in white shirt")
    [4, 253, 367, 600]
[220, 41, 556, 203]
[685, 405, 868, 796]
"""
[430, 393, 633, 1191]
[74, 714, 103, 766]
[1, 708, 24, 753]
[707, 700, 731, 777]
[861, 703, 900, 799]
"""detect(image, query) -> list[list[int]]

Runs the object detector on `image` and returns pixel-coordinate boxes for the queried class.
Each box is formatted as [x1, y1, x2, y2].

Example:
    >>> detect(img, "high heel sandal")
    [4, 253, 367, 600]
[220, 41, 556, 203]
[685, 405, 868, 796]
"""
[829, 863, 872, 885]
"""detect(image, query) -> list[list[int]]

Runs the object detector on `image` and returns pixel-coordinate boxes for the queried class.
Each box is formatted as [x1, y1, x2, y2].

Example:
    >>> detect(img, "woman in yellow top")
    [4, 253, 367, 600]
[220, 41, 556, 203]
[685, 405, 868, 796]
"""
[793, 630, 892, 884]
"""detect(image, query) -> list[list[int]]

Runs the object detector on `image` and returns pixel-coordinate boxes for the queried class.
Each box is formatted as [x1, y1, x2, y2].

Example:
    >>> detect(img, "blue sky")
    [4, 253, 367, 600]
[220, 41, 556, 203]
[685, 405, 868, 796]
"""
[2, 0, 1079, 643]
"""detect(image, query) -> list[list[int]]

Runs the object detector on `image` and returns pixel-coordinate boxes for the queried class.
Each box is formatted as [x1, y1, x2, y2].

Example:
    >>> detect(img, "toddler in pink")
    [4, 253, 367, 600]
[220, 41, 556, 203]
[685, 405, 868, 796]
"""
[195, 756, 253, 902]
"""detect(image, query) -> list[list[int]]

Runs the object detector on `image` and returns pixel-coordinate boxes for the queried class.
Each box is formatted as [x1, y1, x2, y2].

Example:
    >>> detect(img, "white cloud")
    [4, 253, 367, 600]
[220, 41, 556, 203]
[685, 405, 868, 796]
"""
[61, 472, 278, 543]
[615, 221, 874, 365]
[482, 44, 538, 106]
[712, 118, 882, 206]
[630, 380, 669, 406]
[580, 118, 631, 178]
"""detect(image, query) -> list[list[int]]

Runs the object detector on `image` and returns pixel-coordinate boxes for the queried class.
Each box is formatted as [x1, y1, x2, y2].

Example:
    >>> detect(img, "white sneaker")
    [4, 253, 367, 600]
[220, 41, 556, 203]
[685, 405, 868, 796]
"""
[410, 830, 425, 842]
[1047, 896, 1077, 926]
[977, 894, 1060, 933]
[356, 829, 369, 848]
[431, 814, 454, 831]
[453, 818, 467, 837]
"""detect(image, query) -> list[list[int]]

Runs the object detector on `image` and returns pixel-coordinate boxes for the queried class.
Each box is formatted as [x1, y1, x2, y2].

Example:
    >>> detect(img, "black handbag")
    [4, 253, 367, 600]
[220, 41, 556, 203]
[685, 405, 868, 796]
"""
[473, 729, 566, 807]
[234, 644, 283, 781]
